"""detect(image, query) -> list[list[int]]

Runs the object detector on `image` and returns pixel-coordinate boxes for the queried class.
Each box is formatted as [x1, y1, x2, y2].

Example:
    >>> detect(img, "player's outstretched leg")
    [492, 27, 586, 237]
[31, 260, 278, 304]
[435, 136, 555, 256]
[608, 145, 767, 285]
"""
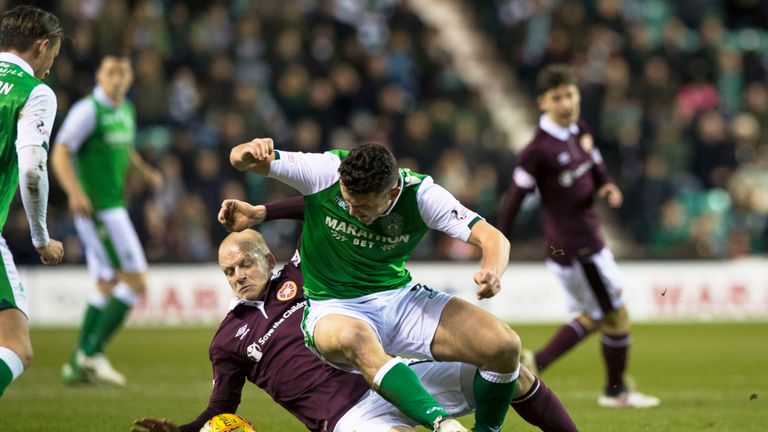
[531, 318, 592, 374]
[511, 367, 579, 432]
[432, 298, 521, 432]
[375, 358, 464, 431]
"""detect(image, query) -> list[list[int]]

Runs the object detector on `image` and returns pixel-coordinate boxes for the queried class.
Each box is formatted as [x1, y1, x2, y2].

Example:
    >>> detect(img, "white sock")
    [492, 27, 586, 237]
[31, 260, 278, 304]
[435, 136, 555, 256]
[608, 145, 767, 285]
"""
[0, 347, 24, 381]
[89, 292, 108, 309]
[479, 365, 520, 384]
[113, 282, 139, 306]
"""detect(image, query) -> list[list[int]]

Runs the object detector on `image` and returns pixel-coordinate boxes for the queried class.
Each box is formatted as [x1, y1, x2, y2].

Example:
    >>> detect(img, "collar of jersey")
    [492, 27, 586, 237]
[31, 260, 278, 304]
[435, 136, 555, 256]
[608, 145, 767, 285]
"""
[381, 173, 405, 217]
[540, 114, 579, 142]
[93, 85, 121, 109]
[0, 52, 34, 76]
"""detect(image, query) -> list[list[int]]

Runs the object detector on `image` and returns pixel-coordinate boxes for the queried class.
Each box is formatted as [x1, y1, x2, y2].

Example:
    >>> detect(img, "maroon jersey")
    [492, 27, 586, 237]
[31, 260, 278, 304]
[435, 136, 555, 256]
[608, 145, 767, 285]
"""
[499, 116, 613, 265]
[179, 257, 370, 432]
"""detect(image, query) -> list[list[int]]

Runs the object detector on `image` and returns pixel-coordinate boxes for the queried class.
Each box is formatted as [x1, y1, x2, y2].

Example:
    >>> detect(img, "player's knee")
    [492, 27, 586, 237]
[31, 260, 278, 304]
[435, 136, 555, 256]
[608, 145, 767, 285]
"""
[20, 347, 33, 369]
[336, 325, 376, 362]
[122, 272, 148, 294]
[485, 324, 521, 371]
[602, 306, 629, 331]
[96, 280, 116, 295]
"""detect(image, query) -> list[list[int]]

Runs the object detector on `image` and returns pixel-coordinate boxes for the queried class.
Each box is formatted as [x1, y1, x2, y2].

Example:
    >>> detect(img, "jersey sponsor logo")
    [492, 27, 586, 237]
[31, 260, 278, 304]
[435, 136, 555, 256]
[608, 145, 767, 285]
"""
[0, 80, 15, 95]
[256, 301, 306, 346]
[333, 195, 349, 210]
[247, 342, 263, 363]
[0, 64, 25, 77]
[104, 131, 134, 146]
[276, 281, 298, 301]
[235, 324, 250, 340]
[557, 159, 594, 187]
[324, 216, 410, 248]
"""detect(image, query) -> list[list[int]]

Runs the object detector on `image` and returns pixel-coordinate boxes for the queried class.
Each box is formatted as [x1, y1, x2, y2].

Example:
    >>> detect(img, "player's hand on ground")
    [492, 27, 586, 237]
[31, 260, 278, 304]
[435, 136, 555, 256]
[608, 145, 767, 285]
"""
[131, 417, 180, 432]
[68, 190, 93, 217]
[219, 199, 266, 232]
[598, 183, 623, 208]
[474, 268, 501, 299]
[36, 239, 64, 265]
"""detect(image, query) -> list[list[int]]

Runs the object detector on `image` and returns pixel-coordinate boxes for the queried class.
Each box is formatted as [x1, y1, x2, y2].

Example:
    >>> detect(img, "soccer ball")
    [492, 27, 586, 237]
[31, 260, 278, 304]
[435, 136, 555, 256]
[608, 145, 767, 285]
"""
[199, 414, 257, 432]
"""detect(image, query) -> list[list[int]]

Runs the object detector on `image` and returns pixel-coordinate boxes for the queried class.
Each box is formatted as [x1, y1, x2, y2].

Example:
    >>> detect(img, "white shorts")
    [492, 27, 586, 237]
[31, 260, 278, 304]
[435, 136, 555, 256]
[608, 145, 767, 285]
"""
[334, 360, 475, 432]
[0, 235, 28, 318]
[546, 248, 625, 320]
[74, 207, 147, 281]
[302, 283, 453, 370]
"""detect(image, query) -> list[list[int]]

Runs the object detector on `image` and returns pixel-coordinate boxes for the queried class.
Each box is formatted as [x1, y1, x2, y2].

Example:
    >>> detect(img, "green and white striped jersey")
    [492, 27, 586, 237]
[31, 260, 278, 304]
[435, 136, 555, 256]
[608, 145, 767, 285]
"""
[0, 53, 56, 239]
[56, 86, 136, 210]
[267, 149, 483, 300]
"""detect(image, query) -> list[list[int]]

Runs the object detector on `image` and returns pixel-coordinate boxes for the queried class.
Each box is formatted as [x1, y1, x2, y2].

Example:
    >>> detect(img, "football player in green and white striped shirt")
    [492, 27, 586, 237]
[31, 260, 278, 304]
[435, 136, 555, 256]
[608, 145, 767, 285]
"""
[222, 140, 522, 432]
[0, 5, 64, 398]
[51, 53, 162, 387]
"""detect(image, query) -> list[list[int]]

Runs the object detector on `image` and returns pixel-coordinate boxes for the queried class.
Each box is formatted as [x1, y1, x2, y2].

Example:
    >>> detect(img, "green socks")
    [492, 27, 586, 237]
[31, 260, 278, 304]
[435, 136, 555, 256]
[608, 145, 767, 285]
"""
[0, 358, 13, 397]
[82, 296, 131, 356]
[376, 358, 449, 428]
[0, 347, 24, 397]
[473, 367, 519, 431]
[77, 304, 104, 354]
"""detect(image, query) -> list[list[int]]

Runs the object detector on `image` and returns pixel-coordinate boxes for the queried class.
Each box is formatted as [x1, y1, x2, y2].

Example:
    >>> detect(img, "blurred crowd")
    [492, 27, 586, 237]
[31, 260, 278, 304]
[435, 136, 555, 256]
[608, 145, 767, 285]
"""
[473, 0, 768, 258]
[5, 0, 505, 264]
[4, 0, 767, 263]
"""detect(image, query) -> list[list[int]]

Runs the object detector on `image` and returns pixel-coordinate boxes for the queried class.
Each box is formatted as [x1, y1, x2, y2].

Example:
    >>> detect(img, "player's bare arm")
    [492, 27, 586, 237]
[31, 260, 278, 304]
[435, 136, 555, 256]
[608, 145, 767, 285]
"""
[129, 148, 163, 191]
[597, 183, 623, 208]
[467, 220, 510, 300]
[51, 143, 93, 216]
[218, 199, 266, 232]
[230, 138, 275, 174]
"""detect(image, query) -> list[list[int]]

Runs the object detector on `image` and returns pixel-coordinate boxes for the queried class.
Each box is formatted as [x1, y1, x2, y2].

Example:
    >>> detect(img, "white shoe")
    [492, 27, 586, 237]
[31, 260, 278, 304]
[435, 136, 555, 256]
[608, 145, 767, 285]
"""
[598, 390, 660, 408]
[520, 349, 539, 377]
[76, 351, 127, 386]
[433, 417, 468, 432]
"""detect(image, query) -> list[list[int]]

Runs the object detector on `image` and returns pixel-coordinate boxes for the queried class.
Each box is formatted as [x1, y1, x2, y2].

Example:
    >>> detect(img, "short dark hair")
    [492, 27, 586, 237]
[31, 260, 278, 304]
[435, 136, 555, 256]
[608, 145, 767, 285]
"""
[99, 51, 131, 67]
[339, 143, 398, 195]
[0, 5, 63, 52]
[536, 64, 576, 96]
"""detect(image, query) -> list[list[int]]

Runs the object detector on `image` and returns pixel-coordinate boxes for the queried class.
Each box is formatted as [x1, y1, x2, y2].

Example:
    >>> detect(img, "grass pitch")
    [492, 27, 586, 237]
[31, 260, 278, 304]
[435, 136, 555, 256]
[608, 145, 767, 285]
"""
[0, 323, 765, 431]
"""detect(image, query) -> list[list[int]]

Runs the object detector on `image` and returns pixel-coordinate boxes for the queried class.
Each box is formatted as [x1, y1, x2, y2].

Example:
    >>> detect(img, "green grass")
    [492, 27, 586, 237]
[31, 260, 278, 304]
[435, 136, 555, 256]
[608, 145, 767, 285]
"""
[1, 323, 766, 431]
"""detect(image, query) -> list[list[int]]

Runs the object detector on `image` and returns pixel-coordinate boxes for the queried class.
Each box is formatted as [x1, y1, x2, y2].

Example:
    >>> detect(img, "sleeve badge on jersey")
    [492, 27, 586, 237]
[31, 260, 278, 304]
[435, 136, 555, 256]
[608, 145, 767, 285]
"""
[451, 206, 469, 221]
[36, 119, 50, 138]
[580, 134, 594, 153]
[276, 281, 298, 301]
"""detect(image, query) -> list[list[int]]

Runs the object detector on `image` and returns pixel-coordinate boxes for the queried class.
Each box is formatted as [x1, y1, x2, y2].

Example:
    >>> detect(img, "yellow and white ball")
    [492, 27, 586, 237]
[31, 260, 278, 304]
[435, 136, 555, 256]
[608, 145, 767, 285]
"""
[199, 413, 257, 432]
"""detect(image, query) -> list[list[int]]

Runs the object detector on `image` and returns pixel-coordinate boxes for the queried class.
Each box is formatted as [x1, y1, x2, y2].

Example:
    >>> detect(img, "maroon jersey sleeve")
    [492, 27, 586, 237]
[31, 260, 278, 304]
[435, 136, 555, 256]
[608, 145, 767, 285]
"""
[498, 142, 538, 237]
[177, 336, 248, 432]
[264, 196, 305, 221]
